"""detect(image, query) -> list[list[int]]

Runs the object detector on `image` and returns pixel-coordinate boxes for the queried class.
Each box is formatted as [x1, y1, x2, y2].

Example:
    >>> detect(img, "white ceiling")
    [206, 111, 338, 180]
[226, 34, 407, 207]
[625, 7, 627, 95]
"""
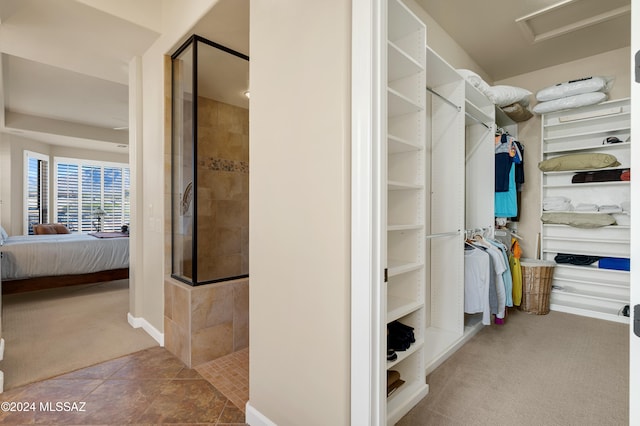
[0, 0, 631, 154]
[0, 0, 250, 153]
[416, 0, 631, 82]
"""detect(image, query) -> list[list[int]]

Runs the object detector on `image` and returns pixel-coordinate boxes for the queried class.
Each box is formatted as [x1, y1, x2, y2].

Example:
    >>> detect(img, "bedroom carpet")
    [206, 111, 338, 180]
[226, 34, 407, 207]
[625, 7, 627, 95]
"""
[0, 279, 158, 390]
[397, 309, 629, 426]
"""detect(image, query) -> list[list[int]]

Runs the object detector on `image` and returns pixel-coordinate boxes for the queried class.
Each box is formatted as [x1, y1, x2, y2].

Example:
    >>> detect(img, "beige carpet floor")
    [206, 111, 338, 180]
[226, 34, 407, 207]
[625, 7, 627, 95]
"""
[398, 309, 629, 426]
[0, 279, 158, 390]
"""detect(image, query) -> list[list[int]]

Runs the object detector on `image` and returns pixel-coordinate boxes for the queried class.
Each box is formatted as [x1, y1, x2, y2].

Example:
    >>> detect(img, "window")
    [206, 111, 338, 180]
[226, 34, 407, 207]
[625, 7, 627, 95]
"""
[53, 158, 130, 233]
[24, 151, 49, 235]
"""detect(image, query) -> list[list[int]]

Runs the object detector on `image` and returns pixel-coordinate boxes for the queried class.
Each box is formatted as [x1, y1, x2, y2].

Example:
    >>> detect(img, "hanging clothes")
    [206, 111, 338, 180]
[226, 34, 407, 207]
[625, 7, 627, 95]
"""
[509, 238, 523, 306]
[495, 133, 520, 218]
[464, 245, 492, 325]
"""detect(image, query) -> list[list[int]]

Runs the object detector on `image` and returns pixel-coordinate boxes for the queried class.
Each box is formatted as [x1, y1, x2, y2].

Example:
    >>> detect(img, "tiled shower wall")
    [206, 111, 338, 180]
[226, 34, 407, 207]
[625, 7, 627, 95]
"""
[196, 97, 249, 281]
[164, 89, 250, 367]
[164, 277, 249, 368]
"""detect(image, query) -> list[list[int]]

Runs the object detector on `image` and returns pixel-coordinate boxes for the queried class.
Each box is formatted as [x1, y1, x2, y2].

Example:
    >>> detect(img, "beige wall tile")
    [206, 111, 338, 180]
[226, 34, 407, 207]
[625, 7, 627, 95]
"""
[191, 283, 234, 331]
[191, 322, 233, 366]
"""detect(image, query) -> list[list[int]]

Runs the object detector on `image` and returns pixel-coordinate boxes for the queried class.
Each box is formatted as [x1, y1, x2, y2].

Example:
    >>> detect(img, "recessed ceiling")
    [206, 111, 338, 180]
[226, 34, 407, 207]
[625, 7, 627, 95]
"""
[0, 0, 249, 153]
[416, 0, 631, 81]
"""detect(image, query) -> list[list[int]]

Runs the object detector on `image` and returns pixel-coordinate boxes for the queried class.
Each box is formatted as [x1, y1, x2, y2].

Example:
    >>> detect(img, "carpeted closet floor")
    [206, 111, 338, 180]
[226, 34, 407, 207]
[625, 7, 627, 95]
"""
[398, 308, 629, 426]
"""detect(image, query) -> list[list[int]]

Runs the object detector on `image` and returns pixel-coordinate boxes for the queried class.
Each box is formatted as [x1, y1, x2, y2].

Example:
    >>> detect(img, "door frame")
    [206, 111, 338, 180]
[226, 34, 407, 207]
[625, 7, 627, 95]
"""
[629, 1, 639, 422]
[351, 0, 385, 424]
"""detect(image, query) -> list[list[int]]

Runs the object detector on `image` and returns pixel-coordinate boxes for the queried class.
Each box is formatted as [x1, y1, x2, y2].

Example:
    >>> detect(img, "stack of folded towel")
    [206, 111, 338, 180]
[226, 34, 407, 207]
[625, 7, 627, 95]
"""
[543, 196, 573, 211]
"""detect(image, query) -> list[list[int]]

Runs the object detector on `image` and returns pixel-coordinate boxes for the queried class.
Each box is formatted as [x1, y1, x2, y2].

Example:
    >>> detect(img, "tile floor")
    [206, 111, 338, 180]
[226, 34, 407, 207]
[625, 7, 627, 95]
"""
[0, 346, 247, 425]
[196, 348, 249, 414]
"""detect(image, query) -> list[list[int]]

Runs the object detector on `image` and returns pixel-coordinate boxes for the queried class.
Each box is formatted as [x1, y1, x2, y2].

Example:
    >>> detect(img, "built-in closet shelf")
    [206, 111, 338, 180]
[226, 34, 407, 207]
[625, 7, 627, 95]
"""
[544, 141, 630, 155]
[542, 248, 629, 257]
[387, 297, 422, 322]
[542, 166, 628, 175]
[388, 41, 424, 81]
[387, 260, 423, 277]
[388, 88, 423, 116]
[387, 224, 424, 232]
[551, 263, 630, 275]
[543, 181, 629, 189]
[464, 99, 493, 126]
[550, 299, 629, 324]
[543, 126, 631, 142]
[388, 180, 424, 190]
[551, 287, 628, 304]
[543, 111, 630, 128]
[383, 1, 430, 422]
[387, 379, 430, 421]
[388, 135, 422, 153]
[541, 99, 630, 323]
[387, 338, 424, 369]
[553, 277, 629, 292]
[426, 47, 462, 87]
[543, 236, 629, 245]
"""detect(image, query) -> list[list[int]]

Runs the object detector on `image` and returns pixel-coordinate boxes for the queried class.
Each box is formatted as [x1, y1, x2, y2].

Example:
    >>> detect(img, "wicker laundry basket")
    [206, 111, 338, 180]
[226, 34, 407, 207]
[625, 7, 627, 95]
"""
[519, 259, 555, 315]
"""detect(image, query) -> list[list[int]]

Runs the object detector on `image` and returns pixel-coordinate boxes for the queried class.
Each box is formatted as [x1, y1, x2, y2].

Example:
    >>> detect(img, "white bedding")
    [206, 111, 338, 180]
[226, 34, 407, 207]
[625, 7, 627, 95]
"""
[1, 234, 129, 280]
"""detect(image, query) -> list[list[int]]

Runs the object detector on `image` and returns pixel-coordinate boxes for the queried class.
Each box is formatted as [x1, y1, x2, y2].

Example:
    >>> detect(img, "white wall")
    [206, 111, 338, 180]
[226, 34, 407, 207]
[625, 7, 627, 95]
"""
[496, 47, 631, 258]
[248, 0, 351, 424]
[132, 0, 219, 333]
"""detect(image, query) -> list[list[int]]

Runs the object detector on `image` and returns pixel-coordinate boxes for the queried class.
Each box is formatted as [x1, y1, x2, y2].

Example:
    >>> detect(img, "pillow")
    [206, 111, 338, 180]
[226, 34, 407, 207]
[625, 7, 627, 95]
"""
[0, 225, 7, 245]
[536, 76, 615, 102]
[33, 223, 70, 235]
[457, 69, 490, 94]
[484, 85, 532, 107]
[532, 92, 608, 114]
[538, 153, 620, 172]
[501, 102, 533, 122]
[51, 223, 70, 234]
[541, 212, 616, 228]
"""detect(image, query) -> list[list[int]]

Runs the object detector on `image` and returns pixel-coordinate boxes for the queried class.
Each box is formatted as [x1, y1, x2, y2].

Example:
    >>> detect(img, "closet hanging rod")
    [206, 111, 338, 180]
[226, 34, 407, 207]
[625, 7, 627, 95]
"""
[464, 111, 492, 130]
[426, 87, 461, 111]
[425, 230, 461, 239]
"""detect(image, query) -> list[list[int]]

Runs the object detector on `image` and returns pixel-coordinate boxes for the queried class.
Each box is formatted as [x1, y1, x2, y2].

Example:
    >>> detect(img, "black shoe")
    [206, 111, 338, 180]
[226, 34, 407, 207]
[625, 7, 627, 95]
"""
[387, 349, 397, 361]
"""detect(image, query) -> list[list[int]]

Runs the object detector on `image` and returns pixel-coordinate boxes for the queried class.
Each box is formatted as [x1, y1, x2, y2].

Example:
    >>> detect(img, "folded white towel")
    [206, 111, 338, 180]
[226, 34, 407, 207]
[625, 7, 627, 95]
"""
[598, 205, 622, 213]
[575, 203, 598, 212]
[543, 196, 573, 211]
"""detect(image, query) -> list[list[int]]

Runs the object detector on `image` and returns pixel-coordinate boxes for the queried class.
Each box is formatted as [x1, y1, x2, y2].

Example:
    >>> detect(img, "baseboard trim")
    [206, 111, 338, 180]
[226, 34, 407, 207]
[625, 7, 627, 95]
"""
[245, 402, 277, 426]
[127, 313, 164, 346]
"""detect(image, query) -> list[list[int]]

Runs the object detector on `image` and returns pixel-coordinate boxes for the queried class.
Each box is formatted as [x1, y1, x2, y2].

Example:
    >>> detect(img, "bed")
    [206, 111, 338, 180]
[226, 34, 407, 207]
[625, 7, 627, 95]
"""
[0, 233, 129, 294]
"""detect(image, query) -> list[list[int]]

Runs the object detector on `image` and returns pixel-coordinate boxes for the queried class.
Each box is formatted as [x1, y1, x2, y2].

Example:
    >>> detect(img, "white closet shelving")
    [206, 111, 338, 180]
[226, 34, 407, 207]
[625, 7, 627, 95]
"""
[421, 50, 496, 375]
[540, 98, 630, 323]
[384, 0, 429, 423]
